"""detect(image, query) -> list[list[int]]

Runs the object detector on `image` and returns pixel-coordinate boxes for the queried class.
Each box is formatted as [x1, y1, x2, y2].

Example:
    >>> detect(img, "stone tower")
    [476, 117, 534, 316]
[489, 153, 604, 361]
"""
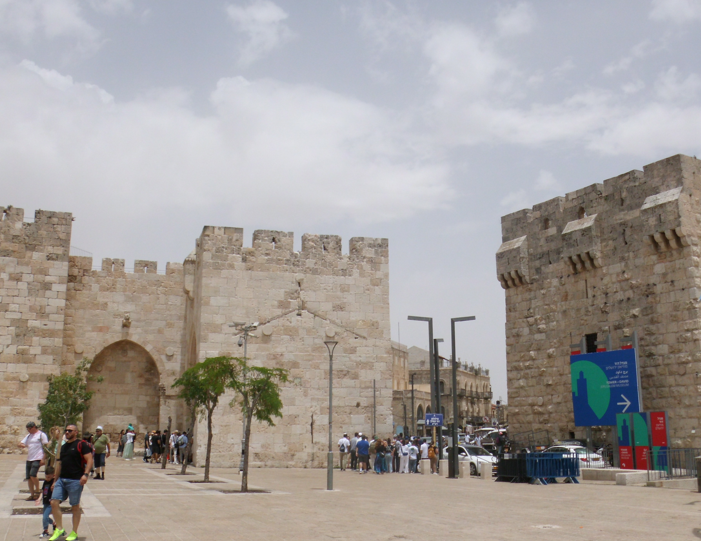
[497, 154, 701, 446]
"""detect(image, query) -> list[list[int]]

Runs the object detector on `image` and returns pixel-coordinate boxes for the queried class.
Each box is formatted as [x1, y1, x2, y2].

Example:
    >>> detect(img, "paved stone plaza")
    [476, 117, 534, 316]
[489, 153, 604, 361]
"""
[0, 455, 699, 540]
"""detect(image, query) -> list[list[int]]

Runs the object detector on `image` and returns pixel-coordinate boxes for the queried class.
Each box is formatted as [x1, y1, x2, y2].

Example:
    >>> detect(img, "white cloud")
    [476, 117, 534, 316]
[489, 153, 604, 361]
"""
[87, 0, 133, 14]
[622, 80, 645, 94]
[499, 189, 527, 212]
[0, 0, 100, 55]
[424, 23, 513, 102]
[226, 0, 294, 67]
[0, 63, 453, 230]
[649, 0, 701, 23]
[654, 66, 701, 101]
[495, 2, 536, 38]
[534, 170, 560, 192]
[603, 40, 654, 75]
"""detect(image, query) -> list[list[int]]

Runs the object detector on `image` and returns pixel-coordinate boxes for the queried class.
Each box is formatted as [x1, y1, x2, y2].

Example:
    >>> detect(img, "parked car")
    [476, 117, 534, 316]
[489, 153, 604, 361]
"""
[443, 445, 498, 476]
[542, 445, 607, 468]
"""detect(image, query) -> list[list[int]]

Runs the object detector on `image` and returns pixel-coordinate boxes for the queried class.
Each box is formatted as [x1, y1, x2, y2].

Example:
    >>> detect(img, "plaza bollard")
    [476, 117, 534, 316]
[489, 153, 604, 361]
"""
[421, 459, 430, 475]
[458, 462, 466, 478]
[480, 462, 490, 480]
[439, 459, 448, 477]
[696, 457, 701, 493]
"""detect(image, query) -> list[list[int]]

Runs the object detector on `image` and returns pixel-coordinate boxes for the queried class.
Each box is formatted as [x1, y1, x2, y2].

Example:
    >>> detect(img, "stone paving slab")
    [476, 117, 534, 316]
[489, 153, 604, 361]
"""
[0, 455, 699, 540]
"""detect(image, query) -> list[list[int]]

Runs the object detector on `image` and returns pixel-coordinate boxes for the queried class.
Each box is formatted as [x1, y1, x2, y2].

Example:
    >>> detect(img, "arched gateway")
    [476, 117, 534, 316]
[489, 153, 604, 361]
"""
[83, 340, 161, 436]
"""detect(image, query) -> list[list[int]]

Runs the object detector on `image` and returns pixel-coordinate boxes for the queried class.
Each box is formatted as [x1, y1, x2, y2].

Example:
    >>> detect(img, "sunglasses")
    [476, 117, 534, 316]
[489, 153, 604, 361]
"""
[65, 429, 75, 433]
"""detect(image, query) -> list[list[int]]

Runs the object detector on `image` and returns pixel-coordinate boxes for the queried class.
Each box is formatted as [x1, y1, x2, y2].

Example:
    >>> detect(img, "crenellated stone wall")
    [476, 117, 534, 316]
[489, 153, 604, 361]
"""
[497, 154, 701, 447]
[0, 207, 393, 466]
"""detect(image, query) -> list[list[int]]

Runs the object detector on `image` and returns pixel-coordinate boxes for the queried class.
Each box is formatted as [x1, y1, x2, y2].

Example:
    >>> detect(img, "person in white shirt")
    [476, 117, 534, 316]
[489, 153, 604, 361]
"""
[19, 421, 48, 500]
[337, 433, 351, 471]
[419, 440, 429, 473]
[400, 440, 410, 473]
[408, 441, 419, 473]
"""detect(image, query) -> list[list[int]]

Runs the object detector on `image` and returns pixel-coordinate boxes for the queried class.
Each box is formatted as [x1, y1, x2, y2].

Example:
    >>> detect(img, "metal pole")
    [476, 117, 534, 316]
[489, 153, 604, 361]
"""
[324, 341, 337, 491]
[407, 316, 434, 413]
[403, 402, 407, 437]
[373, 379, 376, 437]
[239, 329, 248, 473]
[450, 316, 476, 479]
[434, 338, 444, 460]
[410, 374, 415, 437]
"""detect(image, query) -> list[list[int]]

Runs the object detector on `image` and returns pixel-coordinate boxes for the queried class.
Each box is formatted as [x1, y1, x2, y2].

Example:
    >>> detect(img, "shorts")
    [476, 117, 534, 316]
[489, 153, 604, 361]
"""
[359, 455, 369, 465]
[26, 460, 41, 479]
[51, 477, 83, 507]
[94, 453, 106, 468]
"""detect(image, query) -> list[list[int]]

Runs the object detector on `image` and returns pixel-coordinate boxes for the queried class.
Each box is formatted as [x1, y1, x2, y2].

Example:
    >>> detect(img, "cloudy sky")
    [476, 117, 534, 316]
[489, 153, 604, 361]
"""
[3, 0, 701, 403]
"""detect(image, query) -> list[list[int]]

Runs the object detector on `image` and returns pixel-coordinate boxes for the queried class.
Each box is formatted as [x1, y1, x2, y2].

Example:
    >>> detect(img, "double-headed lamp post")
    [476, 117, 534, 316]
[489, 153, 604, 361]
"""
[324, 340, 338, 491]
[229, 321, 259, 473]
[450, 316, 475, 479]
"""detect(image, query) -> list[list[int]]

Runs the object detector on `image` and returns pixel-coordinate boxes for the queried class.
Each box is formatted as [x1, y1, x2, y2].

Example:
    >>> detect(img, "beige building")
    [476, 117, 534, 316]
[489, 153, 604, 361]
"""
[392, 345, 493, 435]
[497, 154, 701, 447]
[0, 206, 393, 467]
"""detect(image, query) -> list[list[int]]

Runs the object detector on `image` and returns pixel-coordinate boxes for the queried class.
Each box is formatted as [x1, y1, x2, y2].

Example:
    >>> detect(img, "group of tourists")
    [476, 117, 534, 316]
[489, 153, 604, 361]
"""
[337, 433, 440, 475]
[18, 420, 192, 540]
[19, 421, 96, 541]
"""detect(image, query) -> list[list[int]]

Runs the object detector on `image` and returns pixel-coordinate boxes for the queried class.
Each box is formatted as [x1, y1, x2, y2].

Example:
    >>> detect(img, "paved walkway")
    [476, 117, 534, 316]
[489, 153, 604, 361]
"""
[0, 455, 699, 540]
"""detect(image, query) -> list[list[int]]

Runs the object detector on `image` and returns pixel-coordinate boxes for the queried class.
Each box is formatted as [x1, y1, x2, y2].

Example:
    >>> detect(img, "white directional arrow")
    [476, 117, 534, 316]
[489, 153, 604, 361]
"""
[617, 395, 631, 412]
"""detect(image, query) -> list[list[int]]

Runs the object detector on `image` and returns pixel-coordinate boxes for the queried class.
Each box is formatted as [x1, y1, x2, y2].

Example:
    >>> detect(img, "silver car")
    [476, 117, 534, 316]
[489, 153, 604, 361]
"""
[443, 444, 497, 476]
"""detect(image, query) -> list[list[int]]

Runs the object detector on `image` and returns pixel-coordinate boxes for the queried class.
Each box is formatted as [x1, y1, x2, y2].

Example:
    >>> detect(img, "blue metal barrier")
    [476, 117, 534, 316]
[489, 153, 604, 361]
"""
[526, 453, 580, 484]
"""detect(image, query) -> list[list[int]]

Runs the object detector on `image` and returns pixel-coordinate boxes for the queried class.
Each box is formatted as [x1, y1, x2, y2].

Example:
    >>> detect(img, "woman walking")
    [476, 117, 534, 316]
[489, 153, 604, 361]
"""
[123, 429, 135, 460]
[116, 430, 125, 457]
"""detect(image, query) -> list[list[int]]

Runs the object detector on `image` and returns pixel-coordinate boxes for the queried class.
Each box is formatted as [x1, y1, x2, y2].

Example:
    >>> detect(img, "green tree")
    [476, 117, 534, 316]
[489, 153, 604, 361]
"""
[231, 359, 288, 492]
[172, 356, 239, 481]
[38, 358, 101, 432]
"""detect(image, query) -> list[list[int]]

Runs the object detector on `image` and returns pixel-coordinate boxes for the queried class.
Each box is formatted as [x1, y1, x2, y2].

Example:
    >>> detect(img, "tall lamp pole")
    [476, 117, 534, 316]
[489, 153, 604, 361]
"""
[449, 316, 476, 479]
[229, 321, 259, 473]
[324, 340, 338, 491]
[407, 316, 435, 414]
[434, 337, 444, 460]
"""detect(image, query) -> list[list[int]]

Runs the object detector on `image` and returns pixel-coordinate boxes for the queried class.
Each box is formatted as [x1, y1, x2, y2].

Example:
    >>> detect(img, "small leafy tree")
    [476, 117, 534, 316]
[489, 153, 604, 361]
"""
[38, 358, 101, 431]
[231, 359, 288, 492]
[172, 356, 239, 481]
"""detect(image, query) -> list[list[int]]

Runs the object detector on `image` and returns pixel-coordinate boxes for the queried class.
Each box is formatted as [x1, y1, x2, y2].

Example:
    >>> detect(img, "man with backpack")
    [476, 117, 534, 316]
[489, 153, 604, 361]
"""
[337, 433, 350, 471]
[178, 431, 188, 463]
[49, 425, 93, 541]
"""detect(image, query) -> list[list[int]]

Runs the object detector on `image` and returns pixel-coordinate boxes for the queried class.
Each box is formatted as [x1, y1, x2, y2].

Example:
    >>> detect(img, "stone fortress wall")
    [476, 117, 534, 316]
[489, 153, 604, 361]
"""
[497, 154, 701, 446]
[0, 207, 392, 467]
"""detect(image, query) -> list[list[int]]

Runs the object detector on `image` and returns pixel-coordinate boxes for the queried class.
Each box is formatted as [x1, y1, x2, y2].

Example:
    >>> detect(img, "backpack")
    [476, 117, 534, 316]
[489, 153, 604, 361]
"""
[428, 446, 436, 459]
[369, 441, 376, 453]
[77, 440, 94, 469]
[177, 435, 187, 448]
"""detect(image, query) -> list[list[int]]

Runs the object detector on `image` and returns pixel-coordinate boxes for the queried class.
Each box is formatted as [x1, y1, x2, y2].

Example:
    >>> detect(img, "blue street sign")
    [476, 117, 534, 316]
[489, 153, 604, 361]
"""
[425, 413, 444, 427]
[570, 348, 642, 427]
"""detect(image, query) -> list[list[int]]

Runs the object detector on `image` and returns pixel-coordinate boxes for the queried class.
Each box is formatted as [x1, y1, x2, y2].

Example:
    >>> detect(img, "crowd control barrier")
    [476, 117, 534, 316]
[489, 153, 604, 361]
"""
[496, 453, 580, 484]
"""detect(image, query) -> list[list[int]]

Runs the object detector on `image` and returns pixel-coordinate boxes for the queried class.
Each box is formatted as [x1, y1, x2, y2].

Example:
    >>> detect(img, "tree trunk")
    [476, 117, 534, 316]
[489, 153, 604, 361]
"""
[241, 405, 254, 492]
[180, 407, 196, 475]
[204, 407, 213, 482]
[161, 416, 172, 470]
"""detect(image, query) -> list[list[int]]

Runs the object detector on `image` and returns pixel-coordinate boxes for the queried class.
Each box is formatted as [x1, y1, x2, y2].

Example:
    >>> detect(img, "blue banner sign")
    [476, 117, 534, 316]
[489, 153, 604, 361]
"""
[570, 348, 641, 427]
[425, 413, 444, 427]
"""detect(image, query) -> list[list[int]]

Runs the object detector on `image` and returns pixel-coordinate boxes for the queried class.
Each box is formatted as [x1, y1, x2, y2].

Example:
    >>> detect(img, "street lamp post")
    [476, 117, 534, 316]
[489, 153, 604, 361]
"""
[229, 321, 259, 473]
[324, 340, 338, 491]
[433, 337, 444, 460]
[407, 316, 435, 414]
[410, 373, 416, 436]
[449, 316, 476, 479]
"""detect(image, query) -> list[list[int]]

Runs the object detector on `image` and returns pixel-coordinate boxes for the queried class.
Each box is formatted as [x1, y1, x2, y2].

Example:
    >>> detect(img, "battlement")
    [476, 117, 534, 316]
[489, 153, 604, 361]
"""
[196, 226, 388, 263]
[0, 207, 72, 261]
[68, 256, 183, 277]
[497, 154, 701, 287]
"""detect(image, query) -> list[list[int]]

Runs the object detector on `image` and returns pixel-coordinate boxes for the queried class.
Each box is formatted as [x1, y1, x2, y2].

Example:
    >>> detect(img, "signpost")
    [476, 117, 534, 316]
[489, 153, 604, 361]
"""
[426, 413, 444, 455]
[570, 348, 642, 427]
[616, 411, 668, 471]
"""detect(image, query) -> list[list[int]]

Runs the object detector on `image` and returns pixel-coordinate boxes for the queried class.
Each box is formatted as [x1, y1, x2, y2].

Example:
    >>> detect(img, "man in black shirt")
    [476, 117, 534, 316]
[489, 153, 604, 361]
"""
[49, 424, 93, 541]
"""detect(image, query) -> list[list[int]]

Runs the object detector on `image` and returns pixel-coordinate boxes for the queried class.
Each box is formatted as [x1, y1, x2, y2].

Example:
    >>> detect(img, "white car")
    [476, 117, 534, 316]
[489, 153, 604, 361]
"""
[543, 445, 606, 469]
[444, 445, 497, 476]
